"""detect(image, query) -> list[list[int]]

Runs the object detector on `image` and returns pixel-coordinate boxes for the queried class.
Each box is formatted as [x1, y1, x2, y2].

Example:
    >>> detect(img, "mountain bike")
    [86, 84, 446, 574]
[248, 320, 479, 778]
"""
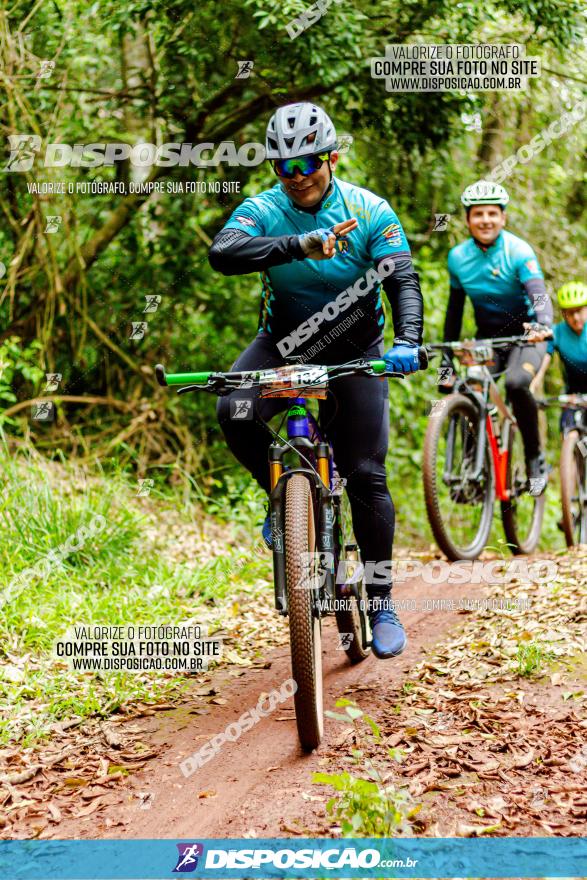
[539, 394, 587, 547]
[423, 336, 547, 561]
[155, 351, 426, 752]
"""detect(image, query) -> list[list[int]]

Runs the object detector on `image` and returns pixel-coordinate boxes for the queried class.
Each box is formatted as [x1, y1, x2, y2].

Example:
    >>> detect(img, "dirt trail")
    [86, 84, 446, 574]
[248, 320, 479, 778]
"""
[51, 576, 476, 839]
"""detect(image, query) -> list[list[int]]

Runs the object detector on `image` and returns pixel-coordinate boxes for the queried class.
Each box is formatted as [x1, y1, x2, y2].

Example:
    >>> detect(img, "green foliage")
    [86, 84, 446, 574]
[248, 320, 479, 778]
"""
[0, 0, 585, 543]
[0, 442, 269, 745]
[0, 337, 44, 409]
[314, 699, 418, 836]
[516, 639, 555, 676]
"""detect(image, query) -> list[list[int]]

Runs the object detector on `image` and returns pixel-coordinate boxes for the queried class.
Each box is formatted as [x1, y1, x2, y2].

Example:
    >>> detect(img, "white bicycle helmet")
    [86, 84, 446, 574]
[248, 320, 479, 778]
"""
[461, 180, 510, 208]
[265, 103, 338, 160]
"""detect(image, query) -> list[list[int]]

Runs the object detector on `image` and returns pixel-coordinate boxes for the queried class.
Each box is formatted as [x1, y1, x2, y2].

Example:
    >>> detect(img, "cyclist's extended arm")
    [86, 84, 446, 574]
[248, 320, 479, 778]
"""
[377, 256, 424, 346]
[208, 218, 358, 275]
[530, 351, 552, 394]
[524, 277, 553, 326]
[208, 229, 304, 275]
[443, 284, 466, 342]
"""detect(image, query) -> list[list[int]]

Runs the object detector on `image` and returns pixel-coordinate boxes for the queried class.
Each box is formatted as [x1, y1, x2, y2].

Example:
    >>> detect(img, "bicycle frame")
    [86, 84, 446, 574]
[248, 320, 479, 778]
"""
[448, 364, 517, 503]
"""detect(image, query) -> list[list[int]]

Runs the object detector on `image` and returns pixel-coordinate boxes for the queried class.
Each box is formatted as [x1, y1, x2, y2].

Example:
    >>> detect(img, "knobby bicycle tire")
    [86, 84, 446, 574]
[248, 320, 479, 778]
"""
[423, 393, 494, 561]
[501, 421, 544, 554]
[285, 474, 324, 752]
[560, 429, 587, 547]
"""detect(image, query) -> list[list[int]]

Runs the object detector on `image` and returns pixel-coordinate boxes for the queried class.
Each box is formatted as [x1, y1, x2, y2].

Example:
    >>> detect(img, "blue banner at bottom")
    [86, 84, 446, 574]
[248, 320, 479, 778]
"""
[0, 837, 585, 879]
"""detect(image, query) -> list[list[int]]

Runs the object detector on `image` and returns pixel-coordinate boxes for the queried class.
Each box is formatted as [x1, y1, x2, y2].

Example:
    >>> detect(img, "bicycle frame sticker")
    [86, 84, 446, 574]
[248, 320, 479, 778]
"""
[486, 414, 509, 501]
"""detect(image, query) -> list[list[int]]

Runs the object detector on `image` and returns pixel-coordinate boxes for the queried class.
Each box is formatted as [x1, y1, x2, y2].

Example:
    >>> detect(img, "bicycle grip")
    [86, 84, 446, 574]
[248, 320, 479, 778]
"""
[418, 346, 429, 370]
[155, 364, 167, 386]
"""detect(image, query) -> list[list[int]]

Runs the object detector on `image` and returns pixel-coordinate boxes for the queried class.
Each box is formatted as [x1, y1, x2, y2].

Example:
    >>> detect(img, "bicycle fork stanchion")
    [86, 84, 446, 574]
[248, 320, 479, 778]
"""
[269, 444, 287, 615]
[315, 441, 336, 606]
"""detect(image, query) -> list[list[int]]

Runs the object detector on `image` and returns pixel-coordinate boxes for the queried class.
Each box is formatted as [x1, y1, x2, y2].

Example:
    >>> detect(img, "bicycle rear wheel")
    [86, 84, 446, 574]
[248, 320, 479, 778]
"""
[501, 421, 544, 554]
[560, 430, 587, 547]
[285, 474, 323, 752]
[333, 489, 370, 664]
[423, 394, 494, 560]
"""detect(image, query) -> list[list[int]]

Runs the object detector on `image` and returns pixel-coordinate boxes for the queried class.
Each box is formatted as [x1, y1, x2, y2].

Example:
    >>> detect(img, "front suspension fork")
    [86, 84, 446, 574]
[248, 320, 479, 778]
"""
[268, 441, 334, 616]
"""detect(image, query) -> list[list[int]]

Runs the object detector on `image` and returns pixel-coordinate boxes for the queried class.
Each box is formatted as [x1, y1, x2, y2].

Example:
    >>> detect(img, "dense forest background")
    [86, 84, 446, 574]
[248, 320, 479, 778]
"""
[1, 0, 586, 544]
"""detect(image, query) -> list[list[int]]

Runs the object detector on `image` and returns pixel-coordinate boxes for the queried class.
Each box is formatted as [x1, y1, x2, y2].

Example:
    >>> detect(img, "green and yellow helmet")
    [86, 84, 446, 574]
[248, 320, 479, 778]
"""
[557, 282, 587, 310]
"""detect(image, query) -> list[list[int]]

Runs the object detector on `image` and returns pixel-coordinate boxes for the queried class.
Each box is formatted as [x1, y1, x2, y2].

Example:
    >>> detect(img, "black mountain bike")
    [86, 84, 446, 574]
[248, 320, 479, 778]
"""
[156, 350, 426, 751]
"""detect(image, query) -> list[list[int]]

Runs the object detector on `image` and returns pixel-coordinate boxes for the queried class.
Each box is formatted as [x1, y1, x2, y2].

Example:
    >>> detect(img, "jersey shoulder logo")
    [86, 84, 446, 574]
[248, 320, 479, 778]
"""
[381, 223, 401, 245]
[235, 215, 256, 227]
[525, 258, 539, 274]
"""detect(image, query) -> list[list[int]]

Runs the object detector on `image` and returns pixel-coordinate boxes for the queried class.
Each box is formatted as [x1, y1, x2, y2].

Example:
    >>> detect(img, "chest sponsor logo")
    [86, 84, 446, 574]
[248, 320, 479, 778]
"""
[343, 199, 372, 221]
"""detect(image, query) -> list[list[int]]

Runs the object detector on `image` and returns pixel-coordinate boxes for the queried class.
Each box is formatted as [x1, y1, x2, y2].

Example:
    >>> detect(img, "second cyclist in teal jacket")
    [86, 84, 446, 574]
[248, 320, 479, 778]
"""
[443, 180, 553, 495]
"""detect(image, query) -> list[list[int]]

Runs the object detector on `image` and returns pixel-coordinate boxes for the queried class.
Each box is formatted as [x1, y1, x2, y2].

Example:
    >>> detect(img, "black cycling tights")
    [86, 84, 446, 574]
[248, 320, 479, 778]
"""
[217, 333, 394, 600]
[492, 342, 547, 461]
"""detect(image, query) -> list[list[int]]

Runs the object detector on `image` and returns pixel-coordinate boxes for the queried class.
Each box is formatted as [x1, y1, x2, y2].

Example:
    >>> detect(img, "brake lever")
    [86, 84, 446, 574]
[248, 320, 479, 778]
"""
[177, 381, 228, 395]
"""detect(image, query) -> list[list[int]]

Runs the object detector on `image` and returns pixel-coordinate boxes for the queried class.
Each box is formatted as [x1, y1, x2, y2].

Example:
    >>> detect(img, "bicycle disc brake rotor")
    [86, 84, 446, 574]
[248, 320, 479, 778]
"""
[450, 468, 486, 504]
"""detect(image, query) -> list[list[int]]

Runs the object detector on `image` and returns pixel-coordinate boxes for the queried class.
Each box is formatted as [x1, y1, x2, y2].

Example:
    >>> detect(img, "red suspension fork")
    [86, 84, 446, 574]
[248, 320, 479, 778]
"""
[485, 415, 509, 501]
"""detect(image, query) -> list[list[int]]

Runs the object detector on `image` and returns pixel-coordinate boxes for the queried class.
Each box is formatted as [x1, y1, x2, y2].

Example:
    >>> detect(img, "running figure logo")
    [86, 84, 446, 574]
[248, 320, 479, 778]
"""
[173, 843, 204, 873]
[230, 399, 253, 420]
[433, 213, 451, 232]
[4, 134, 42, 172]
[236, 60, 253, 78]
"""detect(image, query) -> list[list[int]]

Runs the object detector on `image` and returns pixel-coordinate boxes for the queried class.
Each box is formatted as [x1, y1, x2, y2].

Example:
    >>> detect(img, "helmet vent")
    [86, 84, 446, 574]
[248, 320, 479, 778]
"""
[265, 103, 337, 160]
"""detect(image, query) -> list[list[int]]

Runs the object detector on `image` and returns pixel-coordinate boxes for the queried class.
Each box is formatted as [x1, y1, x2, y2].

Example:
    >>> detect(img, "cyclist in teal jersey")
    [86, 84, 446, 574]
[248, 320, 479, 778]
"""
[208, 103, 424, 659]
[533, 282, 587, 432]
[443, 180, 553, 496]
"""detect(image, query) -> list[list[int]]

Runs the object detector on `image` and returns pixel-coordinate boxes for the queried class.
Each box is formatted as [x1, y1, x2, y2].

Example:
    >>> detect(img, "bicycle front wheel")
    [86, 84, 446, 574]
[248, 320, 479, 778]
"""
[501, 421, 544, 554]
[285, 474, 323, 752]
[423, 394, 494, 560]
[560, 429, 587, 547]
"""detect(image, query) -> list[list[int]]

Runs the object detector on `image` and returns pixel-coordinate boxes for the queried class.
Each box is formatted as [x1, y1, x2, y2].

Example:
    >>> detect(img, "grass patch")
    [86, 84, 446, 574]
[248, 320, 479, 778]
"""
[516, 640, 556, 678]
[0, 441, 270, 746]
[314, 699, 418, 837]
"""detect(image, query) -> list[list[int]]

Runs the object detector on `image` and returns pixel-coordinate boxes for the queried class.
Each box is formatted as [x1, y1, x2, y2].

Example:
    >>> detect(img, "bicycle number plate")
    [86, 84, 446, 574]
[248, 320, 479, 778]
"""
[259, 365, 328, 398]
[455, 344, 495, 366]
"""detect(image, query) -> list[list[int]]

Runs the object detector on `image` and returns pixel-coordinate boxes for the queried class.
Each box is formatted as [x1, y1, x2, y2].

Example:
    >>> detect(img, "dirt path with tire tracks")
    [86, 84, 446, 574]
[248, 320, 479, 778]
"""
[5, 550, 586, 841]
[21, 575, 476, 838]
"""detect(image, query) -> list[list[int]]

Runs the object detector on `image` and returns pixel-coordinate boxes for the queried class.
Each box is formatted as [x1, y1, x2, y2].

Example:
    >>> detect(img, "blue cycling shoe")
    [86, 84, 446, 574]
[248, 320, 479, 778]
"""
[369, 601, 407, 659]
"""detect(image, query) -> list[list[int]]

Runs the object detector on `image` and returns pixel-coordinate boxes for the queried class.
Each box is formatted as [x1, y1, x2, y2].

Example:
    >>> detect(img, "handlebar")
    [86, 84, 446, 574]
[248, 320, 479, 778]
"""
[427, 332, 552, 352]
[538, 393, 587, 409]
[155, 347, 428, 389]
